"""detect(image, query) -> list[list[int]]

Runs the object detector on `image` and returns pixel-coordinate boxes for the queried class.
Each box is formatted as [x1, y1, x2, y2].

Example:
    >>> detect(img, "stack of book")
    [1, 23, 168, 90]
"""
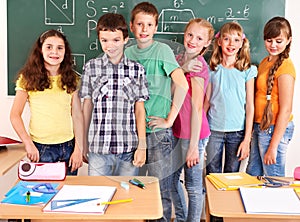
[207, 172, 264, 190]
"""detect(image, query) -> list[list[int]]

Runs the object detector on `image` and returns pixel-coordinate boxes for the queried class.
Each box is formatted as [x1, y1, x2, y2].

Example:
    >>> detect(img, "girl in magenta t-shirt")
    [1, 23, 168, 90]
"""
[171, 18, 214, 222]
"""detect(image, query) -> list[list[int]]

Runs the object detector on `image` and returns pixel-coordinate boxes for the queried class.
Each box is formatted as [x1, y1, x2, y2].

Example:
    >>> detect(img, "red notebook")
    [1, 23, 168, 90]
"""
[0, 136, 22, 146]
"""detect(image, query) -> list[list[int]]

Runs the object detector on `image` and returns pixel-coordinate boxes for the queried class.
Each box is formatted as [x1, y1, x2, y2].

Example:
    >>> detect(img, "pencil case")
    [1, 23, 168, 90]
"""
[18, 160, 66, 181]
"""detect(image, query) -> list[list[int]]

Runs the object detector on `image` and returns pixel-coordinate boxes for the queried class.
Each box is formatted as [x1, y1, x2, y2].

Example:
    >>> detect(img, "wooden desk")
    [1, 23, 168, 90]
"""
[0, 144, 26, 175]
[205, 177, 300, 222]
[0, 176, 162, 222]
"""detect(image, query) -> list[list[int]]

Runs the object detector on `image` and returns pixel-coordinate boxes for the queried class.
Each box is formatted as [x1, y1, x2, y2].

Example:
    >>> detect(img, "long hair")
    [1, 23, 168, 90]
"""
[260, 17, 292, 130]
[209, 22, 251, 71]
[17, 29, 78, 93]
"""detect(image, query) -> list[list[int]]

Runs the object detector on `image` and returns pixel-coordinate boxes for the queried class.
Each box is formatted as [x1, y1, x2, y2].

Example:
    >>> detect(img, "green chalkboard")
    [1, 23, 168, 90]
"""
[7, 0, 285, 95]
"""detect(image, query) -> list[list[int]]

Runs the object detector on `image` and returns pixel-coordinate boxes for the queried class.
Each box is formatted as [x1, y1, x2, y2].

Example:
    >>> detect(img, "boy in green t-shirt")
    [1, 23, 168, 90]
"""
[125, 2, 188, 221]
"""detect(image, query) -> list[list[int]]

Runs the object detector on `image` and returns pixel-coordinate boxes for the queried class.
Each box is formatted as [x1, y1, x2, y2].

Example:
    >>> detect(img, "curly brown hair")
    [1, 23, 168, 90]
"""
[17, 29, 78, 94]
[260, 17, 292, 130]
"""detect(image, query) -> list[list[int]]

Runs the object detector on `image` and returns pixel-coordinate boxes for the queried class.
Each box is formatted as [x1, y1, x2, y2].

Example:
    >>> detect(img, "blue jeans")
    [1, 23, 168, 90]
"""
[34, 138, 77, 175]
[206, 130, 244, 174]
[246, 122, 294, 176]
[171, 137, 208, 222]
[146, 128, 174, 222]
[88, 151, 138, 176]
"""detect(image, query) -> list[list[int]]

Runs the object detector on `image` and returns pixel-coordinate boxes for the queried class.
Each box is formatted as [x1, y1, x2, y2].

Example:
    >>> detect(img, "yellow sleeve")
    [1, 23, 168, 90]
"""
[15, 74, 26, 91]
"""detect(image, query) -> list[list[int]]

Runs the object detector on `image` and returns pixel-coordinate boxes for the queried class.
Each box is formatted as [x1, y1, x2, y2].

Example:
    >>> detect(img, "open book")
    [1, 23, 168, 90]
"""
[43, 185, 116, 214]
[207, 172, 264, 190]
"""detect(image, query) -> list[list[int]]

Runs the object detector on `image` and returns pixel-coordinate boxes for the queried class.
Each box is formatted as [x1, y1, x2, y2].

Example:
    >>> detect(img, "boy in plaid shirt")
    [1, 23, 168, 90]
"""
[80, 13, 149, 176]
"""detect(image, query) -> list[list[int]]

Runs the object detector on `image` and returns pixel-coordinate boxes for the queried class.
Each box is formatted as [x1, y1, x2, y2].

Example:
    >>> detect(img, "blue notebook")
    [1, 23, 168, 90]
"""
[1, 181, 59, 206]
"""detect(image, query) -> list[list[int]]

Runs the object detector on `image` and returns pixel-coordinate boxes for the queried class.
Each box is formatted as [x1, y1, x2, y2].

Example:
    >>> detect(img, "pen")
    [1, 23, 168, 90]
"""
[97, 198, 133, 205]
[129, 179, 145, 189]
[133, 178, 145, 188]
[26, 191, 30, 203]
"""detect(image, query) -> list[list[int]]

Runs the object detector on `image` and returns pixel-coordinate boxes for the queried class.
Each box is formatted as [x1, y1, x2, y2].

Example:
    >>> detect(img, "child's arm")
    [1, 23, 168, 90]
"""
[148, 68, 188, 129]
[10, 90, 39, 162]
[204, 82, 211, 114]
[82, 98, 93, 163]
[237, 78, 255, 161]
[133, 101, 146, 167]
[168, 68, 189, 124]
[264, 74, 294, 165]
[186, 76, 204, 168]
[70, 90, 84, 172]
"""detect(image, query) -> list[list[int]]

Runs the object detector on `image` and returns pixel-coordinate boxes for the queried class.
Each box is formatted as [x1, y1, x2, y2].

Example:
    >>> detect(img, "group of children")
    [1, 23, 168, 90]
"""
[10, 1, 295, 222]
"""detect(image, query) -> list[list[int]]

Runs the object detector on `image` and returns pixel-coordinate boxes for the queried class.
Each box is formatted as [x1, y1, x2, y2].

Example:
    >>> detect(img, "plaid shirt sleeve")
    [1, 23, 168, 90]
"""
[136, 64, 149, 102]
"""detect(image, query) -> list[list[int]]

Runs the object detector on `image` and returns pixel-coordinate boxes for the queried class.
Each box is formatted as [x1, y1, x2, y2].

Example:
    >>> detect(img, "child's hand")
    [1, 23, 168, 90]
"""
[25, 142, 39, 162]
[133, 148, 146, 167]
[237, 140, 250, 161]
[82, 141, 89, 164]
[186, 146, 199, 168]
[182, 57, 203, 73]
[69, 147, 83, 172]
[82, 150, 89, 164]
[148, 116, 172, 130]
[263, 147, 277, 165]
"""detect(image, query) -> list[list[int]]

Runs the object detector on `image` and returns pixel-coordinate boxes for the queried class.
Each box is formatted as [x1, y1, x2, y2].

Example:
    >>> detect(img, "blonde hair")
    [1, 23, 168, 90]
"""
[185, 18, 214, 55]
[260, 17, 292, 130]
[209, 22, 251, 71]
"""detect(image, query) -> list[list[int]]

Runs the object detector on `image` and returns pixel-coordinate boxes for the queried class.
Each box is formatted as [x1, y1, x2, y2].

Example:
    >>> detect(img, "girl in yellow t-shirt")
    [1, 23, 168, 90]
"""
[246, 17, 296, 176]
[10, 30, 83, 175]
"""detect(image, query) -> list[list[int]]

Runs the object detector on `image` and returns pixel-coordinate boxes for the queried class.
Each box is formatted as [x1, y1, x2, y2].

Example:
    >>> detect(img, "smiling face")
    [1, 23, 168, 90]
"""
[184, 22, 211, 58]
[130, 12, 157, 48]
[264, 31, 291, 58]
[41, 36, 65, 71]
[99, 30, 128, 64]
[218, 31, 243, 57]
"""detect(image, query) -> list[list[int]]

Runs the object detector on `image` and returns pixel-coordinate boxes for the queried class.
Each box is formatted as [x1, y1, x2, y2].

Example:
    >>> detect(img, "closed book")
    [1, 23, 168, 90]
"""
[207, 172, 264, 190]
[1, 181, 59, 206]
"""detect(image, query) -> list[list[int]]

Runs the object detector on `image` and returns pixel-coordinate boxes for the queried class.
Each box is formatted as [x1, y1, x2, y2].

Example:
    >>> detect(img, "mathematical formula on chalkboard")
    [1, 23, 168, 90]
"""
[42, 0, 253, 73]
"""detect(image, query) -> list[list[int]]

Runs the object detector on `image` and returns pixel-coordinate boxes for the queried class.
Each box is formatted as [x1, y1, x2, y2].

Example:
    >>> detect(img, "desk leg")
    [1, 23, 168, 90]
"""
[205, 194, 210, 222]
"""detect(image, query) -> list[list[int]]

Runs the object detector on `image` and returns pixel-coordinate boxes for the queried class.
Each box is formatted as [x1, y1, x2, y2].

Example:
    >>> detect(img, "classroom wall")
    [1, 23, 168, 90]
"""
[0, 0, 299, 193]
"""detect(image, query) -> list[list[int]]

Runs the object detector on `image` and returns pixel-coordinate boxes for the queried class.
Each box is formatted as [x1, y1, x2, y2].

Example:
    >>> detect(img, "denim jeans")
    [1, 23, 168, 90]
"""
[246, 122, 294, 176]
[146, 128, 174, 222]
[171, 137, 208, 222]
[34, 138, 77, 175]
[88, 151, 138, 176]
[206, 130, 244, 174]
